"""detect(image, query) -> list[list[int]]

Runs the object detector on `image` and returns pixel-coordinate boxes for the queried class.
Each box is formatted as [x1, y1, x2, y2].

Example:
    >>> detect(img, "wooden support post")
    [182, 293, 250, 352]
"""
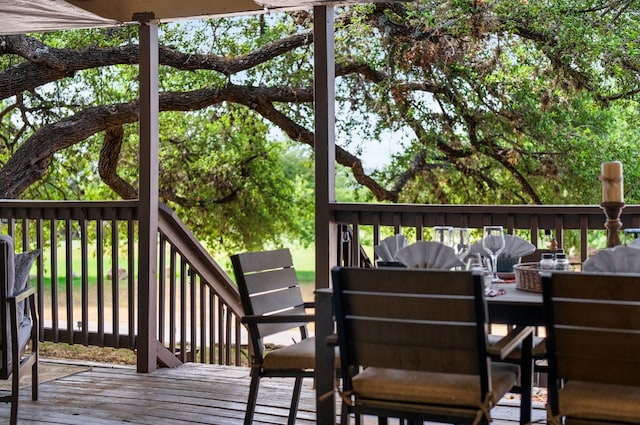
[313, 6, 337, 289]
[314, 5, 337, 425]
[136, 14, 159, 373]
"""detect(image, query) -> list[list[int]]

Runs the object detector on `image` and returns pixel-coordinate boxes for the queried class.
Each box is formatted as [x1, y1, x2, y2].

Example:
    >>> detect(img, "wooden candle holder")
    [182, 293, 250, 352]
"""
[600, 201, 625, 248]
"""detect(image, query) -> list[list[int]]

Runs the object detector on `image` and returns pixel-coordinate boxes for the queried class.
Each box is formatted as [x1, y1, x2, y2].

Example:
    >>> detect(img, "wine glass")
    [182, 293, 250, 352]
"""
[433, 226, 454, 247]
[453, 227, 471, 260]
[482, 226, 506, 283]
[624, 228, 640, 246]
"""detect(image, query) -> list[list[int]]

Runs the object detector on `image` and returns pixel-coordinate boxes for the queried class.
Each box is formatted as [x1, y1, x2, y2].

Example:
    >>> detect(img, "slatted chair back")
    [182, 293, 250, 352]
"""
[520, 248, 564, 263]
[331, 267, 521, 425]
[231, 248, 317, 425]
[231, 248, 309, 347]
[543, 271, 640, 384]
[333, 267, 487, 379]
[542, 271, 640, 424]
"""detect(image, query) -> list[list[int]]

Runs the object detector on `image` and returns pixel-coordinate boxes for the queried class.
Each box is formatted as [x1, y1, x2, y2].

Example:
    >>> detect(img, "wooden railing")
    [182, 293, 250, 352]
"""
[4, 200, 639, 367]
[331, 203, 640, 266]
[0, 200, 245, 366]
[158, 205, 244, 365]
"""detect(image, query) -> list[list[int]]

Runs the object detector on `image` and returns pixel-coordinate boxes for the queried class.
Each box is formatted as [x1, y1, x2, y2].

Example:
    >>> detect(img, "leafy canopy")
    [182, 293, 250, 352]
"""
[1, 2, 640, 251]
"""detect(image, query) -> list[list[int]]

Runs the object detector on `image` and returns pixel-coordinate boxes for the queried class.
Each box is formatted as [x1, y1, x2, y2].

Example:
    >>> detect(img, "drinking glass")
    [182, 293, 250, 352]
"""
[624, 228, 640, 246]
[453, 227, 471, 260]
[482, 225, 506, 283]
[433, 226, 454, 247]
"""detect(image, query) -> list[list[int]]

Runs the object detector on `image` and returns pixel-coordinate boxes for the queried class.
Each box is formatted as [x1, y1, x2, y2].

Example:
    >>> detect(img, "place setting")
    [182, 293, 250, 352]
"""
[373, 225, 537, 297]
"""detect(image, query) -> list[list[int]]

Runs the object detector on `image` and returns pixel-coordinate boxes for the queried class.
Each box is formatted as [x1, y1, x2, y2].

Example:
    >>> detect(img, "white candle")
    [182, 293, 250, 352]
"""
[601, 161, 624, 203]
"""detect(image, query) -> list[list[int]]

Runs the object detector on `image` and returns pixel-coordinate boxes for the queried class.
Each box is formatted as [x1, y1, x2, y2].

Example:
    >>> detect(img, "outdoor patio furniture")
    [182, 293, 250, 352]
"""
[0, 234, 39, 425]
[331, 267, 532, 425]
[231, 248, 320, 425]
[542, 271, 640, 424]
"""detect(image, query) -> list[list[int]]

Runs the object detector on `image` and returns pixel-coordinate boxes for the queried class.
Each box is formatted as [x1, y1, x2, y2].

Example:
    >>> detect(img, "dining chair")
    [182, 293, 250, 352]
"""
[496, 248, 560, 401]
[486, 331, 543, 425]
[0, 234, 39, 425]
[520, 248, 564, 263]
[231, 248, 323, 425]
[331, 266, 533, 425]
[542, 271, 640, 425]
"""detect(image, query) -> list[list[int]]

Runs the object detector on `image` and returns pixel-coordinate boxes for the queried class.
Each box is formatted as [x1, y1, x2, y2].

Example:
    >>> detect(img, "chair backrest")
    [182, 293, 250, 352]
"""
[520, 248, 564, 263]
[0, 235, 15, 378]
[331, 267, 490, 393]
[231, 248, 308, 343]
[542, 271, 640, 387]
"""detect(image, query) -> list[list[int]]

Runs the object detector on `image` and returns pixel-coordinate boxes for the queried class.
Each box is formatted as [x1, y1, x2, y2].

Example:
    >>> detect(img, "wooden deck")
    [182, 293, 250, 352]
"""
[0, 360, 546, 424]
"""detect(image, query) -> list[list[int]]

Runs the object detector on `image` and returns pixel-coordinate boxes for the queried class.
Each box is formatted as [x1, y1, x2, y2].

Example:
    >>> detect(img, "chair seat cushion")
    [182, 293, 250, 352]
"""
[351, 362, 519, 408]
[558, 380, 640, 423]
[17, 319, 31, 350]
[262, 337, 339, 371]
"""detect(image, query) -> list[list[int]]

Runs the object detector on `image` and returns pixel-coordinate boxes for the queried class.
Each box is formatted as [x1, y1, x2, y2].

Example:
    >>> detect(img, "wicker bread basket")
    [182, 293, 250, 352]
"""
[513, 262, 542, 292]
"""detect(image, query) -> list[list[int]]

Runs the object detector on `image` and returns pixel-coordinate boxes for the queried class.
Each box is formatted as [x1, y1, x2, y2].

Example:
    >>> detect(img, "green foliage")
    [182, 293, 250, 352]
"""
[4, 2, 640, 253]
[344, 1, 640, 205]
[155, 107, 311, 253]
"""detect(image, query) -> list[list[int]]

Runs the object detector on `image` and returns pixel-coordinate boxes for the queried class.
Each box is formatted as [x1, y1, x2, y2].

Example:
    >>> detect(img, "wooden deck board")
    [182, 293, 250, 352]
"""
[0, 360, 545, 424]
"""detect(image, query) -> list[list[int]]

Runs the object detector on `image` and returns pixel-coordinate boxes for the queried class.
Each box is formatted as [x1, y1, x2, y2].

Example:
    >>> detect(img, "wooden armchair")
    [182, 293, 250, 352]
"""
[231, 248, 317, 425]
[542, 271, 640, 425]
[331, 267, 533, 425]
[0, 234, 39, 425]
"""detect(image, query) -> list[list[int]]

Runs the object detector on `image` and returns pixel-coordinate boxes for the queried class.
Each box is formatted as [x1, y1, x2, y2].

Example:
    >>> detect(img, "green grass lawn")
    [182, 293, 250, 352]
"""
[290, 245, 315, 284]
[289, 245, 315, 301]
[39, 241, 320, 302]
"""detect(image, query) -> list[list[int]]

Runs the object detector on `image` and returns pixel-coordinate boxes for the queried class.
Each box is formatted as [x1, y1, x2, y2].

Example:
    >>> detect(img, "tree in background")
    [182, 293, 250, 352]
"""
[0, 1, 639, 251]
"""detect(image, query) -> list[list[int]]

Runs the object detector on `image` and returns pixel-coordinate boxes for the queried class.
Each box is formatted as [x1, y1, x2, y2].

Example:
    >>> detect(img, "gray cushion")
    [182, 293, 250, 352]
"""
[14, 250, 38, 325]
[0, 235, 15, 353]
[0, 236, 36, 371]
[0, 235, 16, 299]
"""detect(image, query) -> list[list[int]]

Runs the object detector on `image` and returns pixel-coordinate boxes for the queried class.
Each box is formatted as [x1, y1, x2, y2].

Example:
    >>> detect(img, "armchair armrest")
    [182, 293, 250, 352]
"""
[6, 286, 37, 344]
[11, 286, 36, 304]
[487, 325, 535, 360]
[7, 286, 37, 328]
[242, 313, 316, 325]
[326, 334, 338, 347]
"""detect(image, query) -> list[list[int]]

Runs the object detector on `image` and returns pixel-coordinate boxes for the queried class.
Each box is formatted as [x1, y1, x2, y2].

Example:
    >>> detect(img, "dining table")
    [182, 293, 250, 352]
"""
[487, 281, 543, 325]
[314, 280, 544, 425]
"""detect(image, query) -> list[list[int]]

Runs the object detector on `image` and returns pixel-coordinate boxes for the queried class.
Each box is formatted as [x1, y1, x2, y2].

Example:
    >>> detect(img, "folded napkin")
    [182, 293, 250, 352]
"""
[395, 241, 465, 270]
[470, 234, 536, 259]
[374, 234, 409, 262]
[582, 246, 640, 273]
[629, 238, 640, 249]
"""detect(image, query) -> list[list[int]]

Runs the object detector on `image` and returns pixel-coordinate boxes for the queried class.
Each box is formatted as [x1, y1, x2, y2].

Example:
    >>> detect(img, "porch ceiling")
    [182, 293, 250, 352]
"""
[65, 0, 265, 23]
[1, 0, 396, 35]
